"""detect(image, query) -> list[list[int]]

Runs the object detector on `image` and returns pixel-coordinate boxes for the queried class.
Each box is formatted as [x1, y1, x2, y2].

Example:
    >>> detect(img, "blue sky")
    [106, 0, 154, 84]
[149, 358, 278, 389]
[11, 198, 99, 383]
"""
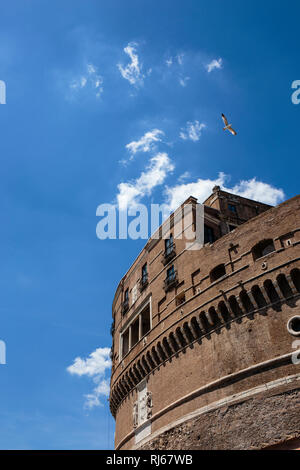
[0, 0, 299, 449]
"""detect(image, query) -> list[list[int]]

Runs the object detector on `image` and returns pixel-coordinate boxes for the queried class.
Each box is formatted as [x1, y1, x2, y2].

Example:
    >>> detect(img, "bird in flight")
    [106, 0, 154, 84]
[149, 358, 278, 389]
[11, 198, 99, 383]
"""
[221, 113, 237, 135]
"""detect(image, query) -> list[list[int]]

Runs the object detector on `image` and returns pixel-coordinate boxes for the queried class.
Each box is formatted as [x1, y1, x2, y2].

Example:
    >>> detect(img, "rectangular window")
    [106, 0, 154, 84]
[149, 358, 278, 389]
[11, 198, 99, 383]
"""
[167, 265, 175, 282]
[131, 317, 139, 348]
[122, 329, 129, 357]
[142, 263, 148, 283]
[204, 225, 215, 244]
[141, 304, 151, 337]
[165, 234, 174, 255]
[120, 299, 152, 359]
[124, 288, 129, 302]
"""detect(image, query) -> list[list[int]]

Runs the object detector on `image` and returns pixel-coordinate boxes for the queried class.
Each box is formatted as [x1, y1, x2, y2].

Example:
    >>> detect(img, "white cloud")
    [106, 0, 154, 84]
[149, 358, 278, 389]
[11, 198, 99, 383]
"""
[166, 57, 173, 67]
[180, 120, 206, 142]
[117, 42, 145, 86]
[179, 76, 190, 87]
[206, 58, 223, 73]
[177, 54, 184, 65]
[165, 173, 226, 211]
[165, 173, 285, 211]
[69, 63, 104, 98]
[178, 171, 191, 183]
[126, 129, 164, 157]
[67, 347, 111, 409]
[117, 152, 174, 210]
[230, 178, 285, 205]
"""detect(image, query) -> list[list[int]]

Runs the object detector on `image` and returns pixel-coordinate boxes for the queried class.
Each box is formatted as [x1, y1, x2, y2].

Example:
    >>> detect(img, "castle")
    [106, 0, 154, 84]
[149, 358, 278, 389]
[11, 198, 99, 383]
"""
[109, 186, 300, 450]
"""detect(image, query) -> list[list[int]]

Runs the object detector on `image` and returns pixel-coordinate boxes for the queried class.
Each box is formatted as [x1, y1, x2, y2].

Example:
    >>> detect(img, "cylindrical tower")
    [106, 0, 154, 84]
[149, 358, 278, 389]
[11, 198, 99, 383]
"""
[110, 191, 300, 450]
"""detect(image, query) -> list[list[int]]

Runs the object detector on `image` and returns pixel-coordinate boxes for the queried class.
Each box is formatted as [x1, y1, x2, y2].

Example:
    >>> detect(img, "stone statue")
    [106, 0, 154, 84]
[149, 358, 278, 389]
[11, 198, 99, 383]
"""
[146, 391, 153, 419]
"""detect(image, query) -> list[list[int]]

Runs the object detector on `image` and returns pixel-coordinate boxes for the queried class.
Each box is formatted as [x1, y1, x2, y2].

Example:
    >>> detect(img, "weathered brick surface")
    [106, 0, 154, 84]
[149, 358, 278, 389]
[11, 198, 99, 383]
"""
[141, 387, 300, 450]
[110, 191, 300, 450]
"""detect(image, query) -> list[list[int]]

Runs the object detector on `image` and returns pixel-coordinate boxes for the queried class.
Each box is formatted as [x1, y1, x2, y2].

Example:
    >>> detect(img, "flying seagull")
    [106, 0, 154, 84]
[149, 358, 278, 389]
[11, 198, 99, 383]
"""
[221, 113, 237, 135]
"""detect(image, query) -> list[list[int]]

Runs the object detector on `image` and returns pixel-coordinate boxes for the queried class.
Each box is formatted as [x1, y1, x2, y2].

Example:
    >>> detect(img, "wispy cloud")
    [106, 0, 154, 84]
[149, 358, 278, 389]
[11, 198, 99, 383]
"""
[179, 76, 190, 87]
[206, 58, 223, 73]
[178, 171, 191, 183]
[165, 173, 285, 211]
[126, 129, 164, 158]
[180, 120, 206, 142]
[117, 152, 174, 210]
[117, 42, 145, 86]
[177, 53, 184, 65]
[69, 63, 104, 98]
[67, 347, 111, 409]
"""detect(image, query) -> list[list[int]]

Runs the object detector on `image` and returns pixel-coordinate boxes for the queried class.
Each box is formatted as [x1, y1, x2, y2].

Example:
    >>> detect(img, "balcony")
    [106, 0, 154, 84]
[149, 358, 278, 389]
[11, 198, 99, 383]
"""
[139, 274, 149, 292]
[164, 270, 178, 292]
[162, 243, 176, 265]
[122, 299, 129, 316]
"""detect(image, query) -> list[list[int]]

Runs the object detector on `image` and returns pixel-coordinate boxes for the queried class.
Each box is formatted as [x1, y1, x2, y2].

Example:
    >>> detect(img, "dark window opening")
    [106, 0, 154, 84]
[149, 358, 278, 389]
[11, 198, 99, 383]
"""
[169, 333, 180, 352]
[229, 225, 236, 232]
[277, 274, 293, 298]
[165, 234, 174, 255]
[251, 285, 267, 308]
[162, 338, 172, 357]
[199, 311, 211, 332]
[141, 304, 151, 337]
[142, 263, 148, 284]
[152, 347, 161, 365]
[183, 323, 194, 343]
[122, 329, 129, 357]
[131, 317, 139, 348]
[218, 301, 231, 322]
[208, 306, 220, 325]
[291, 269, 300, 293]
[166, 265, 175, 282]
[122, 288, 129, 315]
[240, 290, 254, 313]
[264, 280, 280, 304]
[252, 239, 275, 261]
[175, 328, 187, 347]
[157, 342, 167, 360]
[229, 296, 243, 317]
[204, 225, 215, 244]
[210, 264, 226, 283]
[140, 263, 148, 291]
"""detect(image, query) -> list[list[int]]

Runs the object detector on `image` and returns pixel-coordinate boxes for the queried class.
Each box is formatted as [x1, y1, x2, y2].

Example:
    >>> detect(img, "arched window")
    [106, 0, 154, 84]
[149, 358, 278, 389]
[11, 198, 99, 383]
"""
[210, 264, 226, 283]
[208, 306, 220, 325]
[229, 295, 243, 316]
[264, 280, 280, 304]
[199, 311, 211, 332]
[291, 269, 300, 293]
[277, 274, 293, 298]
[240, 290, 254, 313]
[218, 301, 231, 322]
[251, 285, 267, 308]
[252, 239, 275, 261]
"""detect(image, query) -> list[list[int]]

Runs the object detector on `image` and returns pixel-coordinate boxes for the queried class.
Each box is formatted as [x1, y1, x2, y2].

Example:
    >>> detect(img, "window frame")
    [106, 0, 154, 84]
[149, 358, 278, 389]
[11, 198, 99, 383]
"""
[119, 297, 152, 361]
